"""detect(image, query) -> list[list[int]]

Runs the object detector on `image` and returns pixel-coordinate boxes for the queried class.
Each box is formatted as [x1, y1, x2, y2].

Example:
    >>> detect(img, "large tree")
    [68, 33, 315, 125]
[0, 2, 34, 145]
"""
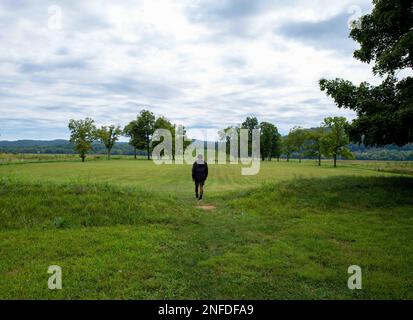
[241, 116, 259, 131]
[321, 117, 353, 167]
[218, 126, 240, 158]
[68, 118, 96, 162]
[153, 116, 175, 160]
[320, 0, 413, 146]
[136, 110, 156, 160]
[272, 132, 283, 162]
[241, 116, 259, 155]
[96, 125, 122, 160]
[259, 122, 281, 161]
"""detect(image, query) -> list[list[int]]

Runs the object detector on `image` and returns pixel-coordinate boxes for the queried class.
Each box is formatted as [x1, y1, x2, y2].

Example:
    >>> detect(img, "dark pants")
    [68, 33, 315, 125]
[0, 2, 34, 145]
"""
[194, 180, 205, 199]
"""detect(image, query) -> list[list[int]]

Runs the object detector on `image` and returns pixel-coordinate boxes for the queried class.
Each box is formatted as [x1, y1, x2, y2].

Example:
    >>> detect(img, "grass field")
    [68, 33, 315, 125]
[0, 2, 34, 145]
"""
[1, 158, 412, 299]
[0, 153, 142, 164]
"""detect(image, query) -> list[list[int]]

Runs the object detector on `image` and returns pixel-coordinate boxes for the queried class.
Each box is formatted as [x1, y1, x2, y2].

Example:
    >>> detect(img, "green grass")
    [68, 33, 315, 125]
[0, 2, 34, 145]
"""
[0, 159, 412, 299]
[0, 153, 145, 164]
[0, 159, 397, 196]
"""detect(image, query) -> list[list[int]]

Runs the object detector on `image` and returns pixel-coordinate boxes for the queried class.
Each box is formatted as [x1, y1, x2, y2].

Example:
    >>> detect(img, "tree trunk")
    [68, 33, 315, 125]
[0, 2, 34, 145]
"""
[107, 150, 110, 160]
[333, 154, 337, 167]
[81, 154, 85, 162]
[318, 154, 321, 166]
[287, 155, 290, 162]
[299, 155, 301, 163]
[277, 157, 280, 162]
[134, 147, 137, 159]
[146, 139, 150, 160]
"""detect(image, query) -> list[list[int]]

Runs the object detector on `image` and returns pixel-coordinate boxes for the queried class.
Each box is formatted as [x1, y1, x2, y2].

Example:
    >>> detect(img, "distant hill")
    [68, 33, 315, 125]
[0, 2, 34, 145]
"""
[0, 139, 69, 147]
[348, 143, 413, 161]
[0, 139, 143, 155]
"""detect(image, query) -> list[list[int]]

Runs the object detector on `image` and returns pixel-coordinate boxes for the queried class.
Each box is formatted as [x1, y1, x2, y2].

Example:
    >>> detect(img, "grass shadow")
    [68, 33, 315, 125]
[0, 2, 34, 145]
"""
[222, 175, 413, 212]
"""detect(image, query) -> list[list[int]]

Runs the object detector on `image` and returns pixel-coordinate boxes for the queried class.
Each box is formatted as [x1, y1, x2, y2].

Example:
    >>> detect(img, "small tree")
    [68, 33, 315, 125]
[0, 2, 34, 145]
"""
[123, 120, 140, 159]
[153, 116, 175, 160]
[175, 124, 190, 160]
[96, 125, 122, 160]
[288, 127, 307, 163]
[68, 118, 96, 162]
[321, 117, 353, 167]
[305, 127, 326, 166]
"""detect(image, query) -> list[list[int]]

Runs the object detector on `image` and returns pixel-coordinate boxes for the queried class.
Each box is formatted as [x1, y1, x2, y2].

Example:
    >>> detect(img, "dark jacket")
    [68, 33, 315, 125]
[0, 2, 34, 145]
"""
[192, 161, 208, 182]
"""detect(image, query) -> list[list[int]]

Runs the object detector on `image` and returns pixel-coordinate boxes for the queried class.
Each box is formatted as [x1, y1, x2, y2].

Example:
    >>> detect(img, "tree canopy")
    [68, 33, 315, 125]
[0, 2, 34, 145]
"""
[320, 0, 413, 147]
[153, 116, 175, 159]
[286, 127, 307, 162]
[350, 0, 413, 76]
[96, 125, 122, 160]
[68, 118, 96, 162]
[136, 110, 156, 160]
[123, 120, 140, 159]
[321, 117, 353, 167]
[259, 122, 282, 161]
[124, 110, 156, 160]
[304, 127, 326, 166]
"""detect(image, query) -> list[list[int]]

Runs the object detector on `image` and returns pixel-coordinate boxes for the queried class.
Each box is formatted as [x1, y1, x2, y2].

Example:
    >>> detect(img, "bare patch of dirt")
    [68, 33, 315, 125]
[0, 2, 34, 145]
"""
[195, 204, 216, 211]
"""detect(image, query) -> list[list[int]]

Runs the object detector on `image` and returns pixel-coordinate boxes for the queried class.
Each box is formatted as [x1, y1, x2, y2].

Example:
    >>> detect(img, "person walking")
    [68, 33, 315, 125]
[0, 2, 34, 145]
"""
[192, 154, 208, 200]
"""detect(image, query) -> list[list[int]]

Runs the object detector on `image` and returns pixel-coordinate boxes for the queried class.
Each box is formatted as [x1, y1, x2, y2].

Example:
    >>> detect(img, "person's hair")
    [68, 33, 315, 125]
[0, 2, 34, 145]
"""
[197, 154, 203, 160]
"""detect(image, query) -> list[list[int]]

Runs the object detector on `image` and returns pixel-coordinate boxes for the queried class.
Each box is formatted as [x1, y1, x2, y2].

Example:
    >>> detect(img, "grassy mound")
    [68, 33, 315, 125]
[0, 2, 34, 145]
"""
[1, 175, 412, 299]
[0, 178, 199, 230]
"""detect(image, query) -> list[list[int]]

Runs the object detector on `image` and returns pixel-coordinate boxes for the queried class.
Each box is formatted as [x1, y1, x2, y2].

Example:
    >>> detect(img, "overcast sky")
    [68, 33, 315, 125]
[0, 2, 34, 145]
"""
[0, 0, 377, 141]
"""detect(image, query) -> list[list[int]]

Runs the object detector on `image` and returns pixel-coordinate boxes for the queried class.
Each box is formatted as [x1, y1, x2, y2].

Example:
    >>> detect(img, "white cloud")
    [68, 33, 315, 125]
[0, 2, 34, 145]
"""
[0, 0, 376, 140]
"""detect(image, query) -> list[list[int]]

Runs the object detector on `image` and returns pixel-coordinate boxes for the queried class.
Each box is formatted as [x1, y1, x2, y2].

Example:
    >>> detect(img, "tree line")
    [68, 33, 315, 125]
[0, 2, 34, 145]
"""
[2, 140, 412, 161]
[68, 110, 189, 162]
[68, 109, 354, 167]
[219, 116, 353, 167]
